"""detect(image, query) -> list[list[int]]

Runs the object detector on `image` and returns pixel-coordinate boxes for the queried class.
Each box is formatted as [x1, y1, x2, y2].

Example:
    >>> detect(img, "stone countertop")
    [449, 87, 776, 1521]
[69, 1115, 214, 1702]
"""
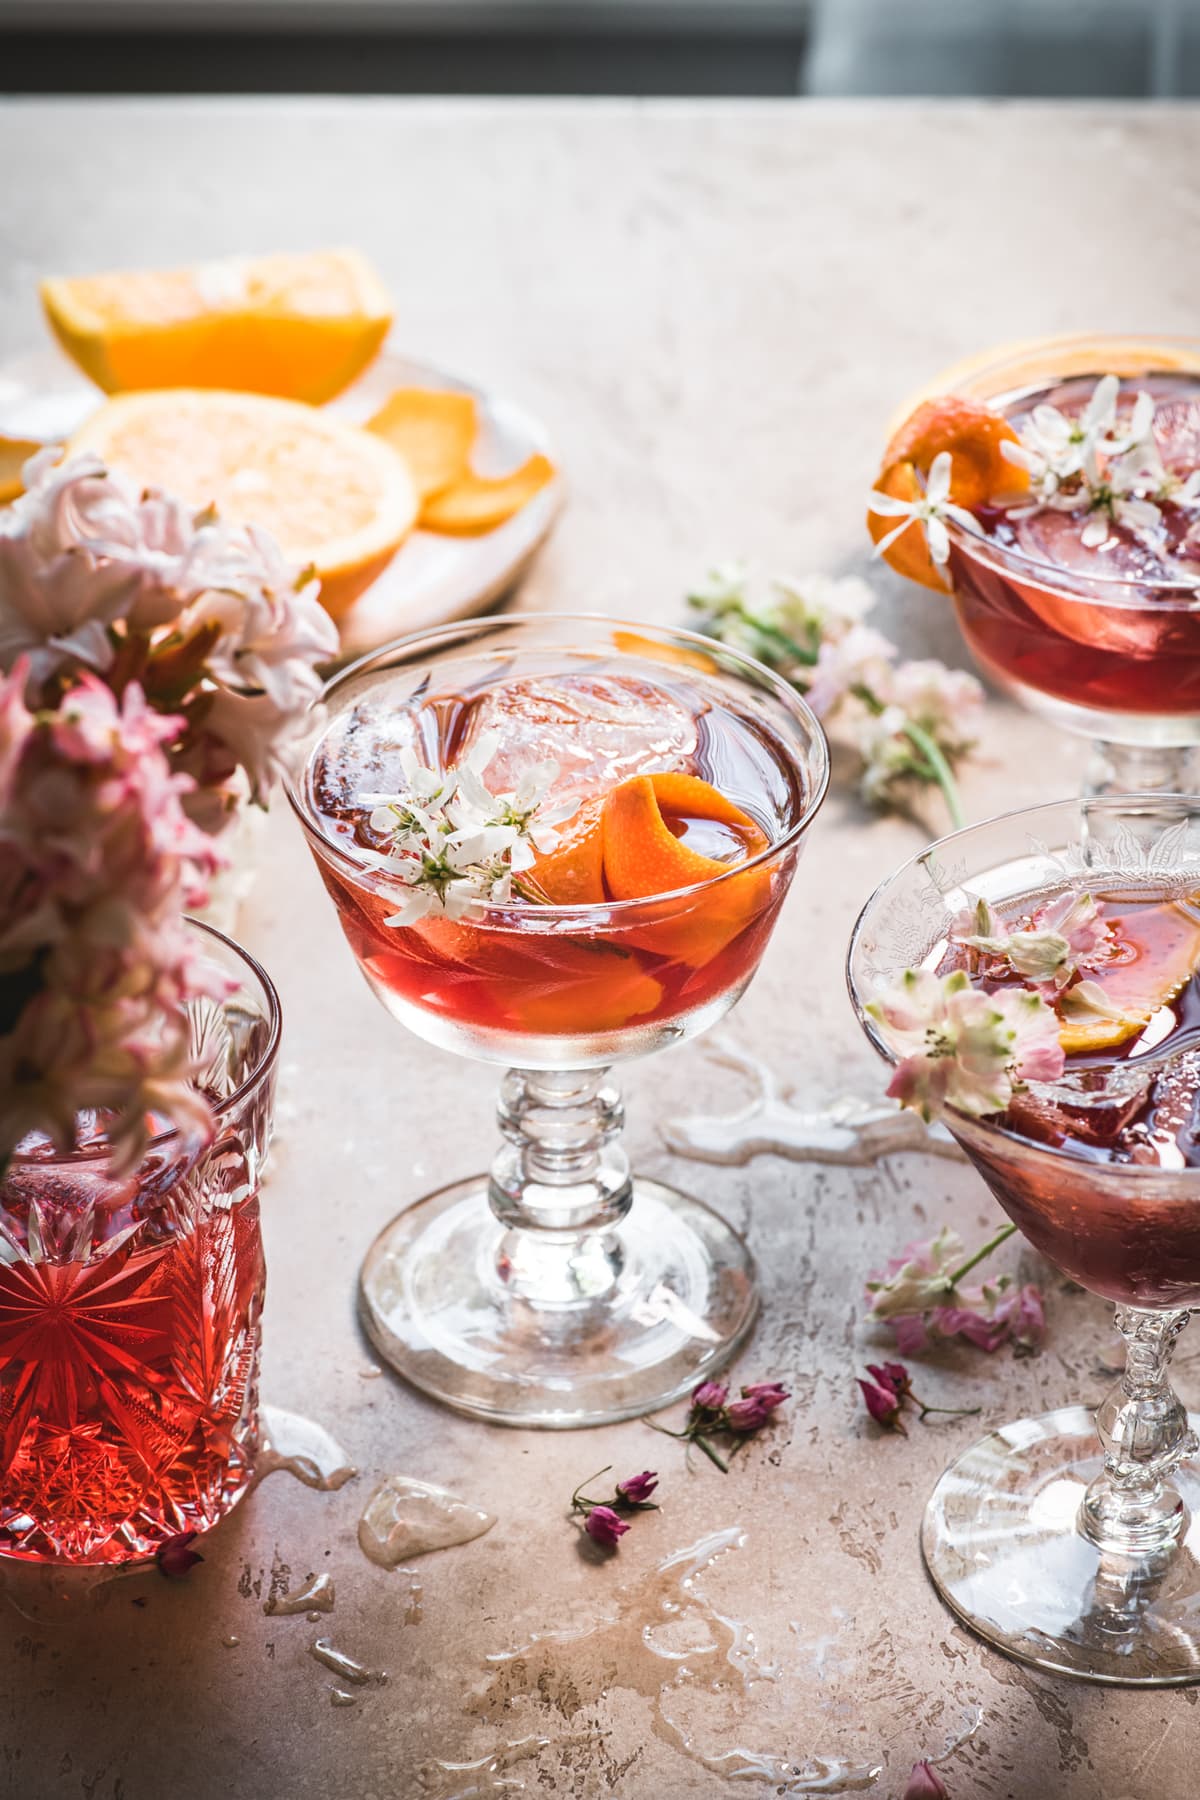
[2, 96, 1198, 1800]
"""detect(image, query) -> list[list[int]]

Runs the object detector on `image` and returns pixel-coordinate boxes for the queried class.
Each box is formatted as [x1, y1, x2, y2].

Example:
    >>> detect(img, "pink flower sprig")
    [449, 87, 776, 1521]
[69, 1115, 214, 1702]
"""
[866, 966, 1065, 1123]
[950, 890, 1110, 995]
[650, 1378, 790, 1473]
[570, 1467, 659, 1549]
[858, 1360, 980, 1436]
[687, 564, 981, 829]
[865, 1223, 1046, 1357]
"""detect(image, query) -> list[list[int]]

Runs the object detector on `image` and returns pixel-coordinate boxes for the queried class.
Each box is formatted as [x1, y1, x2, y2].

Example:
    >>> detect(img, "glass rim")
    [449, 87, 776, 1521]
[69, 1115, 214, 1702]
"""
[934, 330, 1200, 599]
[8, 916, 283, 1169]
[287, 611, 831, 922]
[845, 789, 1200, 1179]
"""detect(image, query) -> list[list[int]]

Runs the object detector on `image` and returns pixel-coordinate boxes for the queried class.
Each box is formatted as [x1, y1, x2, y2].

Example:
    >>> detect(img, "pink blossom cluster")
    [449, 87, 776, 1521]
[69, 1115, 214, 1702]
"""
[0, 450, 337, 828]
[0, 450, 337, 1163]
[0, 662, 227, 1164]
[865, 1229, 1046, 1357]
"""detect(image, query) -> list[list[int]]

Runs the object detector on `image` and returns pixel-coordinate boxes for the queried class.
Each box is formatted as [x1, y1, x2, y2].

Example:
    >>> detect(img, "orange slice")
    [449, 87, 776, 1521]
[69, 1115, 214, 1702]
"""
[367, 387, 478, 501]
[1057, 901, 1200, 1055]
[513, 949, 664, 1035]
[420, 453, 556, 536]
[41, 250, 393, 404]
[530, 799, 607, 904]
[68, 388, 418, 620]
[869, 395, 1027, 593]
[0, 435, 41, 505]
[602, 773, 770, 965]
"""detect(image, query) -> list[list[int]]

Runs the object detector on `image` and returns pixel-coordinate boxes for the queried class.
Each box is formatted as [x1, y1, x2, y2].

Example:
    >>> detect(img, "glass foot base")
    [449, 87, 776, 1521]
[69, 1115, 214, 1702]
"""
[358, 1175, 758, 1428]
[923, 1405, 1200, 1685]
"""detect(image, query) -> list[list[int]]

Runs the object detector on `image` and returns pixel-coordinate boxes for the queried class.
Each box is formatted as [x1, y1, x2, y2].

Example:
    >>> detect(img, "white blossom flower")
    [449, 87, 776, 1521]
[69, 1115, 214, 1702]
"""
[866, 967, 1065, 1123]
[876, 659, 984, 754]
[868, 451, 979, 567]
[364, 736, 567, 925]
[951, 890, 1109, 993]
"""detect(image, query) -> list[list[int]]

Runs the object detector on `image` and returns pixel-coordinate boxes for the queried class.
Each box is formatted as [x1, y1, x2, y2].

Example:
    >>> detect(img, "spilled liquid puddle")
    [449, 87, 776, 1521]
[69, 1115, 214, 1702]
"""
[664, 1038, 962, 1168]
[256, 1405, 357, 1491]
[359, 1476, 496, 1566]
[264, 1571, 335, 1618]
[420, 1529, 879, 1797]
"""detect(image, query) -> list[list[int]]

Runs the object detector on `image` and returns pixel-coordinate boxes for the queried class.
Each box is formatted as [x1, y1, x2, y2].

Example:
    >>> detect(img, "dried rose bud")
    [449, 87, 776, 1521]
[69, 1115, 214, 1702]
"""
[584, 1505, 630, 1548]
[615, 1470, 659, 1505]
[741, 1381, 789, 1414]
[691, 1380, 728, 1411]
[156, 1531, 204, 1579]
[903, 1760, 948, 1799]
[726, 1395, 770, 1433]
[866, 1361, 911, 1399]
[858, 1374, 906, 1433]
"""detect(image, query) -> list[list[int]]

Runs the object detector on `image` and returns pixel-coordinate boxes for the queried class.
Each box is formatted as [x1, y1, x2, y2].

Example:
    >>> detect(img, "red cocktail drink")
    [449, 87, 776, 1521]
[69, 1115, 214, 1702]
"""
[291, 616, 828, 1428]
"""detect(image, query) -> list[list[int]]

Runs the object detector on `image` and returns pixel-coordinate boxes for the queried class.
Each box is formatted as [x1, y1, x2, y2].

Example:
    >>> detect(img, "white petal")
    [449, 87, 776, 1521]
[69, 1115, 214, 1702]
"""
[924, 452, 953, 504]
[867, 489, 916, 519]
[926, 517, 951, 564]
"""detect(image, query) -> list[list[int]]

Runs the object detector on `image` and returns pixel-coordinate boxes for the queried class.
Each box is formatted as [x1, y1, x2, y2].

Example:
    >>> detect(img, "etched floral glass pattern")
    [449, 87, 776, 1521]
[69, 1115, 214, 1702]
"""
[0, 922, 280, 1565]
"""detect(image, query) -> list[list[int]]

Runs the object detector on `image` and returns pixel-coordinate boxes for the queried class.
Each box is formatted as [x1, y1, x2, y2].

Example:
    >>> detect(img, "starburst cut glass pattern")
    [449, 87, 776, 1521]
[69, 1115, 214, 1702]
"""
[0, 926, 278, 1565]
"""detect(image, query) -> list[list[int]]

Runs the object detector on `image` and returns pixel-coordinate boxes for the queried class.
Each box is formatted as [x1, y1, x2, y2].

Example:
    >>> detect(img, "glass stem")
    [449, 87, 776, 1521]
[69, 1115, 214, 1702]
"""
[1080, 1307, 1199, 1558]
[1086, 741, 1200, 797]
[489, 1067, 632, 1306]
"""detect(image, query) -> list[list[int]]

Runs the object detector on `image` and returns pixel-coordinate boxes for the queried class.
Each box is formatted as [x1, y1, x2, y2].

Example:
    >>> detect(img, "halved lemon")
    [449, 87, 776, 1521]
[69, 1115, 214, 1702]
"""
[69, 388, 418, 619]
[41, 249, 393, 403]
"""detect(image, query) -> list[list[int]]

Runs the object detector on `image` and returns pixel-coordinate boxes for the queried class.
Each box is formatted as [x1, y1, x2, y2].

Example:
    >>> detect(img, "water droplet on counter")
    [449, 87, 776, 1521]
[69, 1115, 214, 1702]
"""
[695, 1748, 880, 1791]
[358, 1365, 383, 1380]
[221, 1635, 240, 1649]
[417, 1734, 590, 1799]
[664, 1037, 962, 1167]
[256, 1405, 357, 1491]
[264, 1572, 336, 1618]
[471, 1528, 872, 1789]
[358, 1476, 495, 1567]
[309, 1636, 387, 1686]
[330, 1688, 357, 1708]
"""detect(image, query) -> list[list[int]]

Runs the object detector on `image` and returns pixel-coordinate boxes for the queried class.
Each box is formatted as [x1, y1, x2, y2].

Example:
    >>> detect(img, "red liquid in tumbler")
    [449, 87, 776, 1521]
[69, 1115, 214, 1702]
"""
[948, 372, 1200, 717]
[306, 662, 806, 1047]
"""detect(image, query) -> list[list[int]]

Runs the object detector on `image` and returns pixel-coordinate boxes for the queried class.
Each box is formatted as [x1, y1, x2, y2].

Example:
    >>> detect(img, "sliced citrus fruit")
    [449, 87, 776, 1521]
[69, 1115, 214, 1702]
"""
[529, 800, 607, 904]
[41, 250, 393, 404]
[366, 387, 478, 502]
[602, 773, 771, 965]
[0, 435, 41, 505]
[1057, 900, 1200, 1054]
[869, 395, 1027, 592]
[509, 948, 664, 1035]
[420, 452, 556, 535]
[68, 388, 418, 619]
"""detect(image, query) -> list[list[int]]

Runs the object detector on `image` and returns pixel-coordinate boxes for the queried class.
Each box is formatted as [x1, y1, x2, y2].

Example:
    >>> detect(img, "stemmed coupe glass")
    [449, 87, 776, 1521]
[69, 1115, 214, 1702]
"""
[289, 614, 828, 1427]
[848, 793, 1200, 1683]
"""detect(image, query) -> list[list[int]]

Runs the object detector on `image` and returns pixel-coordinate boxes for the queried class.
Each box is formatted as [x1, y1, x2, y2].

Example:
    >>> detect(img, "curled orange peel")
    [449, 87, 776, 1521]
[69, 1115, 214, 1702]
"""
[868, 395, 1028, 592]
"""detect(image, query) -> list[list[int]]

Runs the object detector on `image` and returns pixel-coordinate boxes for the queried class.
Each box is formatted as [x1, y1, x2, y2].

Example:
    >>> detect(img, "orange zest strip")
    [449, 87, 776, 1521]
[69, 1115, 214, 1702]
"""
[602, 773, 771, 966]
[420, 453, 556, 536]
[366, 387, 479, 502]
[0, 436, 43, 505]
[868, 394, 1028, 592]
[529, 800, 607, 904]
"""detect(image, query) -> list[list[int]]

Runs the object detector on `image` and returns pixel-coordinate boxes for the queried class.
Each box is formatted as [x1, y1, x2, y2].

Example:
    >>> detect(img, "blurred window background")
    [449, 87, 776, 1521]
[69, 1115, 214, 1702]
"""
[1, 0, 1198, 94]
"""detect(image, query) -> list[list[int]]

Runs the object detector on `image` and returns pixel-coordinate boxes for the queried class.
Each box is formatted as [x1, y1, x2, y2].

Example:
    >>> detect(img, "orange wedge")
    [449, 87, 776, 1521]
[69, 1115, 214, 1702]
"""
[530, 800, 607, 904]
[420, 453, 556, 536]
[68, 388, 418, 619]
[41, 250, 393, 404]
[0, 435, 41, 505]
[1057, 902, 1200, 1055]
[602, 773, 770, 965]
[366, 387, 478, 502]
[869, 395, 1027, 593]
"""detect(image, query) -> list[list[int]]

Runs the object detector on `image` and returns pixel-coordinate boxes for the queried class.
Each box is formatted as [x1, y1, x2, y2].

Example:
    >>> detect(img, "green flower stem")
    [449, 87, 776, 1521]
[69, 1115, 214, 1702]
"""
[691, 1434, 731, 1474]
[945, 1221, 1017, 1289]
[900, 718, 965, 830]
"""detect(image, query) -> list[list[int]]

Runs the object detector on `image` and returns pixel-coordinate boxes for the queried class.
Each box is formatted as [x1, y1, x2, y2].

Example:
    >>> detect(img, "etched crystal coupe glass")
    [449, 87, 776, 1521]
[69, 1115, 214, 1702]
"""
[0, 920, 279, 1565]
[877, 334, 1200, 796]
[848, 793, 1200, 1683]
[290, 614, 828, 1426]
